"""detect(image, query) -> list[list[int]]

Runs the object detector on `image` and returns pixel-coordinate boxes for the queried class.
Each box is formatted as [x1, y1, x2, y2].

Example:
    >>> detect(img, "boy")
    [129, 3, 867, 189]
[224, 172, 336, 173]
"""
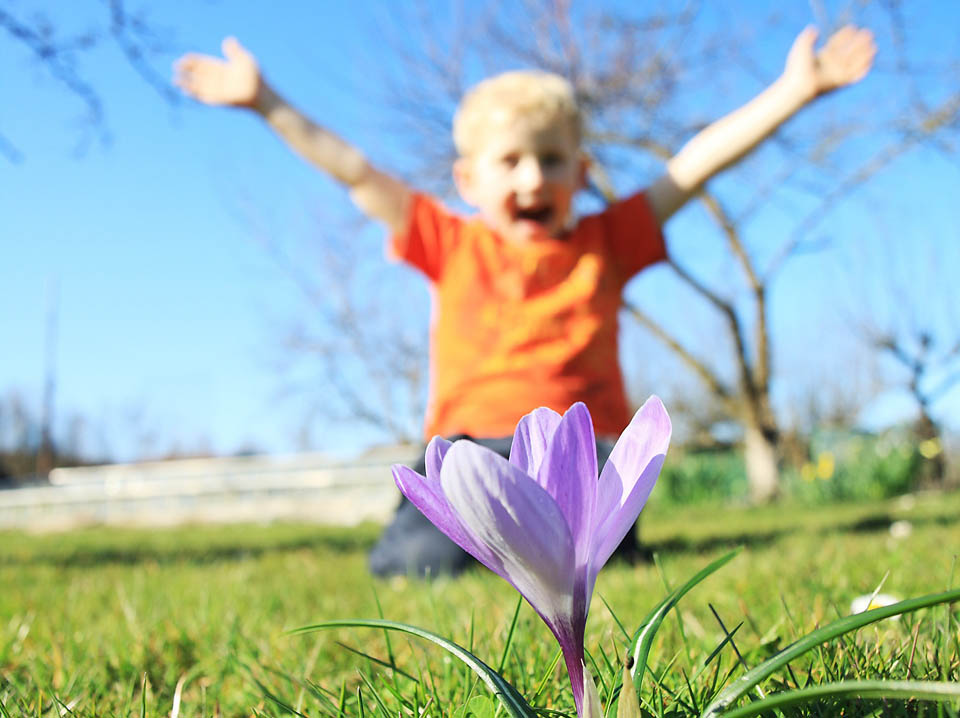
[175, 25, 874, 575]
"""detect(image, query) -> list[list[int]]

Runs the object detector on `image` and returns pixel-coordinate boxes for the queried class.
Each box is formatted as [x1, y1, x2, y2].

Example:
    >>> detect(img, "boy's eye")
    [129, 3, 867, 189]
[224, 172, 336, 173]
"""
[541, 152, 565, 167]
[501, 153, 520, 168]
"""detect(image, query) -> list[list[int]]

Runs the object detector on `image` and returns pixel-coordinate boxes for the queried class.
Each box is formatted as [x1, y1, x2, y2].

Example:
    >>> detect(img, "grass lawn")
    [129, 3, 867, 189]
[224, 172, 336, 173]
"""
[1, 491, 958, 716]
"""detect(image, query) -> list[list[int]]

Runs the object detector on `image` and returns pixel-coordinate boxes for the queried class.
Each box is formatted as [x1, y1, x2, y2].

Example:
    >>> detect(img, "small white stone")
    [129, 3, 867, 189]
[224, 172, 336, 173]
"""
[889, 520, 913, 539]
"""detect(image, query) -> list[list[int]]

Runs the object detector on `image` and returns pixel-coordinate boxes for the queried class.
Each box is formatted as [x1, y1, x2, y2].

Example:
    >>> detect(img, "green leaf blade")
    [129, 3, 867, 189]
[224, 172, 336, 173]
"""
[715, 680, 960, 718]
[701, 587, 960, 717]
[629, 548, 741, 691]
[290, 618, 539, 718]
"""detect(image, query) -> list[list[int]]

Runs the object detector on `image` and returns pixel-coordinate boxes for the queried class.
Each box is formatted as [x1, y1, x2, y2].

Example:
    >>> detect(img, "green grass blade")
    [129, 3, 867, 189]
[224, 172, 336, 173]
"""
[690, 621, 742, 686]
[714, 680, 960, 718]
[497, 595, 524, 674]
[598, 593, 631, 641]
[242, 666, 308, 717]
[333, 641, 417, 682]
[702, 587, 960, 717]
[530, 647, 563, 701]
[629, 549, 741, 690]
[290, 619, 539, 718]
[356, 672, 391, 716]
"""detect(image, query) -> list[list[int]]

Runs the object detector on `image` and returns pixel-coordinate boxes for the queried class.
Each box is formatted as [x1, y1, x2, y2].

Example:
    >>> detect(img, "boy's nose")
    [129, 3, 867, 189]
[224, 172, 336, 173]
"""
[514, 157, 545, 191]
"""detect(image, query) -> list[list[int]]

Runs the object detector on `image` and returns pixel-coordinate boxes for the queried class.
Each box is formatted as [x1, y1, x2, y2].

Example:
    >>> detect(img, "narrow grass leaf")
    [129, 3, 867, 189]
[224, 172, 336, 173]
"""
[530, 648, 563, 700]
[629, 549, 740, 690]
[690, 622, 742, 686]
[356, 671, 391, 716]
[291, 619, 538, 718]
[333, 641, 417, 682]
[715, 679, 960, 718]
[598, 593, 630, 641]
[497, 595, 524, 674]
[702, 587, 960, 717]
[371, 586, 401, 697]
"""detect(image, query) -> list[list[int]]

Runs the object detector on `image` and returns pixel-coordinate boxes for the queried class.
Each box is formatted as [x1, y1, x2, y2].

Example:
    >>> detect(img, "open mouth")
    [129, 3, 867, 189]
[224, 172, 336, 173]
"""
[514, 206, 554, 224]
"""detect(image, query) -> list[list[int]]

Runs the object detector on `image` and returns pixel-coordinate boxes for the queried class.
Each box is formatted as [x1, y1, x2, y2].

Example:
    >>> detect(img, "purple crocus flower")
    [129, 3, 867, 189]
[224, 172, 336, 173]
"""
[392, 397, 671, 716]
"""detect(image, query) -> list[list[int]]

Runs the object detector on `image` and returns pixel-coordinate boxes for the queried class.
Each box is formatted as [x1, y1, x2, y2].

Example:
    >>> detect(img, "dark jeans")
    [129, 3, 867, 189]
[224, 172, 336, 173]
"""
[369, 434, 640, 577]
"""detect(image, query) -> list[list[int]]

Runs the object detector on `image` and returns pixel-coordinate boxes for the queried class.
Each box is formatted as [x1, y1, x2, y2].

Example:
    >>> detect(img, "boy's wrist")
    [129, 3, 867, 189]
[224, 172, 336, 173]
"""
[772, 72, 818, 109]
[252, 78, 279, 116]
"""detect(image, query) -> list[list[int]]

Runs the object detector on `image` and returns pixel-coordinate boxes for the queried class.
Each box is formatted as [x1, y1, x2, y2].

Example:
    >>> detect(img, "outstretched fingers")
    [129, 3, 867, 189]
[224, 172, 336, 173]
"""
[172, 37, 260, 106]
[818, 25, 876, 89]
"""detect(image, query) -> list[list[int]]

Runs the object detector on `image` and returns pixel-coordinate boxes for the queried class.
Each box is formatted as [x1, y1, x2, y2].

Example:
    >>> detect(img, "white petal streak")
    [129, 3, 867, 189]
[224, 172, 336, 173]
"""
[442, 441, 575, 620]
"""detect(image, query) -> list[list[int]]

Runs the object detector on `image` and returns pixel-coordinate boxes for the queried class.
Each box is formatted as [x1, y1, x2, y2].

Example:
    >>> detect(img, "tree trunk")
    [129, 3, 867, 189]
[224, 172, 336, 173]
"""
[744, 423, 779, 503]
[915, 412, 946, 487]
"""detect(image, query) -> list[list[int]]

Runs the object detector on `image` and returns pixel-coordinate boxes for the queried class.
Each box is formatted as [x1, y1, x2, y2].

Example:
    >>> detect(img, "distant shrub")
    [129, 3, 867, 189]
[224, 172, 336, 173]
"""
[650, 429, 936, 507]
[653, 449, 748, 505]
[784, 430, 922, 503]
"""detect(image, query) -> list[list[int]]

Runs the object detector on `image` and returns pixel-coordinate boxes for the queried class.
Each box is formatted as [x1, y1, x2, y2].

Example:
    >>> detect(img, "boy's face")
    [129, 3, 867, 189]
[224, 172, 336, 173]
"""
[454, 115, 587, 243]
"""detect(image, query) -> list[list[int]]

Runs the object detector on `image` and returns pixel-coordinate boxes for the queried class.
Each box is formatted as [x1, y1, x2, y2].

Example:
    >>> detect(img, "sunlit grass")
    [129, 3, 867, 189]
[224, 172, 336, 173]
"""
[1, 492, 957, 716]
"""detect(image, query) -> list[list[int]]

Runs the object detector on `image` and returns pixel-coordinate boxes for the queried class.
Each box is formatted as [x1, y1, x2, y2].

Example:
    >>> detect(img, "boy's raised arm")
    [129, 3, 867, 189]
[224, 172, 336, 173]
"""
[645, 26, 876, 225]
[174, 38, 412, 233]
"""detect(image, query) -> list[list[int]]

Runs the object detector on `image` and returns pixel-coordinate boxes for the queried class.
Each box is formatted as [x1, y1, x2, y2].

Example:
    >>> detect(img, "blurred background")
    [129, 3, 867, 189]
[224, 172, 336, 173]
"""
[2, 0, 959, 507]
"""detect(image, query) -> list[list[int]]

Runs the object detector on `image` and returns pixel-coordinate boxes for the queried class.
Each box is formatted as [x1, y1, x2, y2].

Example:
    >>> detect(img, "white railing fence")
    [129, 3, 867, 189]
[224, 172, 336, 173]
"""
[0, 447, 419, 532]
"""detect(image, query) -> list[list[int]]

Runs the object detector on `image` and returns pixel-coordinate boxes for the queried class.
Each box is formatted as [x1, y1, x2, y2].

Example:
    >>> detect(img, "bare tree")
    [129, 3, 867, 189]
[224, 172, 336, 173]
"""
[250, 207, 428, 446]
[842, 230, 960, 486]
[340, 0, 959, 502]
[1, 0, 179, 161]
[875, 332, 959, 484]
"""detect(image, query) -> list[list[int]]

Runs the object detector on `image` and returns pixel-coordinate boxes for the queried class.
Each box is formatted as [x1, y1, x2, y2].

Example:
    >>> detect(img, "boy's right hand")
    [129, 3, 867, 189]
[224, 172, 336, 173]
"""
[174, 37, 261, 108]
[174, 36, 412, 232]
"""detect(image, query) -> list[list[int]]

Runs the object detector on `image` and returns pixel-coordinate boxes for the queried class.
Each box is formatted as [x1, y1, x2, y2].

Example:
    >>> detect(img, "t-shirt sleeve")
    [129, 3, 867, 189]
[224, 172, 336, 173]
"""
[600, 191, 667, 283]
[387, 193, 463, 282]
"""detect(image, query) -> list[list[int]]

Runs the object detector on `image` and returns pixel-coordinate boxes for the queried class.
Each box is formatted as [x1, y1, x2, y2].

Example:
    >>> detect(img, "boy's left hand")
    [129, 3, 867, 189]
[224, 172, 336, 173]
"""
[784, 25, 876, 100]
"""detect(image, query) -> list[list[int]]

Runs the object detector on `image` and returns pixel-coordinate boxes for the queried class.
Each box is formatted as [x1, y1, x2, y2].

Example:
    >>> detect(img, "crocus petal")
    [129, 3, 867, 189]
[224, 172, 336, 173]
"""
[536, 402, 598, 565]
[440, 441, 576, 628]
[509, 406, 562, 477]
[392, 463, 501, 572]
[591, 396, 671, 571]
[424, 435, 452, 482]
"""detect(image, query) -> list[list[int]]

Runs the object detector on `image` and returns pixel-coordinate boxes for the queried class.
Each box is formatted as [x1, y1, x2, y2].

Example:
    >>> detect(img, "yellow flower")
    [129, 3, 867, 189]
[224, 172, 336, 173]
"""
[918, 438, 941, 459]
[816, 452, 835, 480]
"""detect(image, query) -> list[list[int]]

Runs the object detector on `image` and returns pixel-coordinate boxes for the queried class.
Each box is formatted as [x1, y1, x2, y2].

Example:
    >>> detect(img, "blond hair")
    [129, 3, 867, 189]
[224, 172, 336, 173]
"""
[453, 70, 583, 157]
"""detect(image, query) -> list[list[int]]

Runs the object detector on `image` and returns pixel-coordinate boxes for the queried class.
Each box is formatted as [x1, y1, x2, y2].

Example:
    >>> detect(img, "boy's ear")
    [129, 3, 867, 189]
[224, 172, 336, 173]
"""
[453, 157, 476, 205]
[577, 153, 590, 190]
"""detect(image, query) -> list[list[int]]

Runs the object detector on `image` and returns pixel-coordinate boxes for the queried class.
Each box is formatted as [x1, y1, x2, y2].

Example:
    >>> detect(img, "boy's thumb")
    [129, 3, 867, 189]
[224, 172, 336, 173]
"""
[222, 36, 245, 60]
[799, 25, 819, 47]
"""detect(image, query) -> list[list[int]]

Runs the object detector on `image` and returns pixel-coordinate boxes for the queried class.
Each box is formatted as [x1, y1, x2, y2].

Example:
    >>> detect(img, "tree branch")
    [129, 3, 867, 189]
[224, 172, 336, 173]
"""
[766, 92, 960, 279]
[0, 8, 107, 152]
[622, 299, 735, 407]
[108, 0, 181, 107]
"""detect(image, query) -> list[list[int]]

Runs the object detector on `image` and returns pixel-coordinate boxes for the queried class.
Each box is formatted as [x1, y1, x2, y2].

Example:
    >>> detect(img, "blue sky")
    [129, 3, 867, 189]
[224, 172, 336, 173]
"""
[3, 1, 959, 461]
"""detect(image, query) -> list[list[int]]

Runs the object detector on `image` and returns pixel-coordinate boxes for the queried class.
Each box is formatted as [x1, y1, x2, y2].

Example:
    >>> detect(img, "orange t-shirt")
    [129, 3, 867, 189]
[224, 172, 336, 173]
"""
[390, 192, 666, 440]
